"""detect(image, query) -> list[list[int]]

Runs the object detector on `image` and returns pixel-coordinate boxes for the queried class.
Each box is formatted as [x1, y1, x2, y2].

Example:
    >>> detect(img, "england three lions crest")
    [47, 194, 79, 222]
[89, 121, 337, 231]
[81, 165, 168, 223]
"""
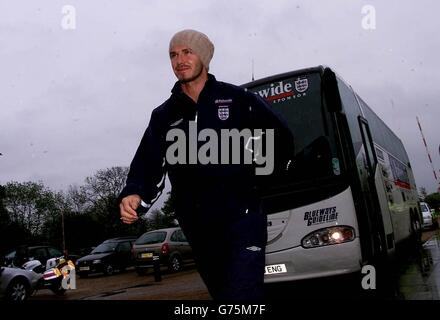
[218, 105, 229, 120]
[295, 77, 309, 93]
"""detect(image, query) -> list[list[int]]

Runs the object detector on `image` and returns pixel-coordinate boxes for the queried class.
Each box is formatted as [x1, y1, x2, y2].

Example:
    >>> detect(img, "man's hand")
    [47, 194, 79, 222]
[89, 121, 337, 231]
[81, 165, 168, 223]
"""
[119, 194, 141, 224]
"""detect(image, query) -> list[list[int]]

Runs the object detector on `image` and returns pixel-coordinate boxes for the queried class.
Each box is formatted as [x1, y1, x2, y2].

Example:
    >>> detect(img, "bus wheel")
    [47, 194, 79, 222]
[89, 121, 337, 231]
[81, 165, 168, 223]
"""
[371, 234, 399, 299]
[410, 214, 422, 250]
[375, 259, 399, 299]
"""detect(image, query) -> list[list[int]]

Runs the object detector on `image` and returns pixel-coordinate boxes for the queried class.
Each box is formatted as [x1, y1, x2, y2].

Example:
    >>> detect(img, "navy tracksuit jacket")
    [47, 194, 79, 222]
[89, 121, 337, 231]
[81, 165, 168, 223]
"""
[119, 74, 294, 300]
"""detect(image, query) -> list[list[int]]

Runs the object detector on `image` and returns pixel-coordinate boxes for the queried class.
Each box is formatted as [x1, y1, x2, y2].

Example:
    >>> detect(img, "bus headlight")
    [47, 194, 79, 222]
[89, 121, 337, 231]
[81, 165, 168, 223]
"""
[301, 226, 355, 248]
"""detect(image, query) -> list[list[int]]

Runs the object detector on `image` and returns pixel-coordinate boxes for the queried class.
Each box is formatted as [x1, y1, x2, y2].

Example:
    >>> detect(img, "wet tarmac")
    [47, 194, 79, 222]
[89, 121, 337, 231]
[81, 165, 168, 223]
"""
[397, 231, 440, 300]
[265, 230, 440, 300]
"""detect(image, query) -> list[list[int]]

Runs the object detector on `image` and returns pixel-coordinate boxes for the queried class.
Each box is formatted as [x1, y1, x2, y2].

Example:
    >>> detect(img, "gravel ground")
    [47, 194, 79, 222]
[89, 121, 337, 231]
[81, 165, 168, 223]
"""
[31, 264, 211, 300]
[30, 229, 438, 300]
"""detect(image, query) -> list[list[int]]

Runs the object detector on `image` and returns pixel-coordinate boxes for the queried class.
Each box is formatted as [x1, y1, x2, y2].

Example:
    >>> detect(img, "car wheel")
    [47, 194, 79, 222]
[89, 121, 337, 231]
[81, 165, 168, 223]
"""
[104, 264, 114, 276]
[169, 255, 182, 272]
[6, 278, 30, 301]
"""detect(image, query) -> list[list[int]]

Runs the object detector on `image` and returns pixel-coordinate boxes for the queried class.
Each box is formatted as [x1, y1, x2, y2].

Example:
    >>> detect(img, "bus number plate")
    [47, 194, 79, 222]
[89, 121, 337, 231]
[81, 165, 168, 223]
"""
[264, 264, 287, 275]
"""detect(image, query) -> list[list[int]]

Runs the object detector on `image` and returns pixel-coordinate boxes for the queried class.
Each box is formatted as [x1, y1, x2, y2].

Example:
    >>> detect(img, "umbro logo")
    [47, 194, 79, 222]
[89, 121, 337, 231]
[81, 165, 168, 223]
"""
[246, 246, 262, 252]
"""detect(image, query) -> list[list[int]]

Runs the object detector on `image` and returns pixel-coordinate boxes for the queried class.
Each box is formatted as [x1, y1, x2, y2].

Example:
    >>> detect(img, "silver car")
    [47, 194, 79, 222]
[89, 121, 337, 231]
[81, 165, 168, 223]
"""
[133, 227, 193, 275]
[0, 266, 41, 301]
[421, 201, 434, 229]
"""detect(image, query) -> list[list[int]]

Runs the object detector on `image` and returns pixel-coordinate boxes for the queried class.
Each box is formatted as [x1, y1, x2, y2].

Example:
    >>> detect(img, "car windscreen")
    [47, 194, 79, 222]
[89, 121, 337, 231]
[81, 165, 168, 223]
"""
[91, 242, 117, 254]
[48, 247, 63, 258]
[246, 72, 338, 183]
[135, 232, 167, 245]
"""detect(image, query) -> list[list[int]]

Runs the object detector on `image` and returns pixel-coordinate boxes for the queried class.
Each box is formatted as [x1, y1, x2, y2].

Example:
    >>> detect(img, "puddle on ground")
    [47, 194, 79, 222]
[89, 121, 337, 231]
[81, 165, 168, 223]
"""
[397, 232, 440, 300]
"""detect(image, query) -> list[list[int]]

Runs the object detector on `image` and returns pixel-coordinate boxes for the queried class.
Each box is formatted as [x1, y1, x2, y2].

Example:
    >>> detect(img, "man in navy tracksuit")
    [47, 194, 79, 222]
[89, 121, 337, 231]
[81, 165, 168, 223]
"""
[119, 29, 294, 300]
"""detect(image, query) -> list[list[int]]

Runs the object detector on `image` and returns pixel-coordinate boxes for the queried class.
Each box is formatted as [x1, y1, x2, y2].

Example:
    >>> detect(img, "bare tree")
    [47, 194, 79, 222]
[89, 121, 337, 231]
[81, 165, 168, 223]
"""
[66, 184, 90, 214]
[82, 166, 129, 206]
[3, 181, 58, 237]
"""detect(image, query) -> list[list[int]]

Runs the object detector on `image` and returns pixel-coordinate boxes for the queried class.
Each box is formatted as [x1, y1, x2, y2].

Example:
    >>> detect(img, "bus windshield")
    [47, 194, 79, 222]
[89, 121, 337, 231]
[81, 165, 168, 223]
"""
[247, 72, 340, 184]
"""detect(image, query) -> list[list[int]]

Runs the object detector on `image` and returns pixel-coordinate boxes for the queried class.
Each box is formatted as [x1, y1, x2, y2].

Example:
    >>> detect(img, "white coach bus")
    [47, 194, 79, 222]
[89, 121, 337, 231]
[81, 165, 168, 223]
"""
[242, 66, 421, 285]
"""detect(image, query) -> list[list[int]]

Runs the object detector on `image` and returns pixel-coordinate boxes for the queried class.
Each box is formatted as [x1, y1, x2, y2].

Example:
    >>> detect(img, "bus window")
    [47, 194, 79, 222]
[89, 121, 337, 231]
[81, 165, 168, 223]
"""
[358, 116, 377, 176]
[337, 78, 363, 155]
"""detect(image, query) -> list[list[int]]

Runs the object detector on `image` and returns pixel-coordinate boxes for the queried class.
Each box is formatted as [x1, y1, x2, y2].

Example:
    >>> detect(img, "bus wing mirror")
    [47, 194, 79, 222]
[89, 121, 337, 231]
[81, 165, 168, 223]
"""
[323, 68, 342, 112]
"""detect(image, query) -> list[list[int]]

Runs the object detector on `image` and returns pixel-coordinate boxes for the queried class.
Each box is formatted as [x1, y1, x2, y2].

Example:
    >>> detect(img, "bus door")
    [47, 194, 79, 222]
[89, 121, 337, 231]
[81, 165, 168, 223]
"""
[358, 116, 389, 259]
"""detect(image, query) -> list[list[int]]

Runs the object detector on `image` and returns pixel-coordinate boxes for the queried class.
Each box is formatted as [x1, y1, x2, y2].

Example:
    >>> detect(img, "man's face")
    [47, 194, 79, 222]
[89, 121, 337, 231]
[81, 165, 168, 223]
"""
[170, 45, 205, 83]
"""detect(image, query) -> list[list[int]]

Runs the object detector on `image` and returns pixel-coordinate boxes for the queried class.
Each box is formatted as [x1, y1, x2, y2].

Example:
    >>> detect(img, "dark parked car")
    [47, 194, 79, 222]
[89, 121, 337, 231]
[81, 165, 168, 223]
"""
[3, 246, 64, 268]
[132, 227, 193, 275]
[76, 237, 136, 276]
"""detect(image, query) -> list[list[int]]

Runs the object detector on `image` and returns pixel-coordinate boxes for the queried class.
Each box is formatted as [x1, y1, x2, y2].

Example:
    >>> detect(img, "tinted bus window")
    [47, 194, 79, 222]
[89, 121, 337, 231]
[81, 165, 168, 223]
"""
[248, 72, 336, 181]
[389, 154, 410, 189]
[251, 73, 323, 155]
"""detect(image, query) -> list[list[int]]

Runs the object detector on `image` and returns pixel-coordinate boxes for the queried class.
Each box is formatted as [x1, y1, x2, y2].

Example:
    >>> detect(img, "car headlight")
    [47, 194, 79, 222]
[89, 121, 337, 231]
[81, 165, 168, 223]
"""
[92, 259, 101, 264]
[302, 226, 355, 248]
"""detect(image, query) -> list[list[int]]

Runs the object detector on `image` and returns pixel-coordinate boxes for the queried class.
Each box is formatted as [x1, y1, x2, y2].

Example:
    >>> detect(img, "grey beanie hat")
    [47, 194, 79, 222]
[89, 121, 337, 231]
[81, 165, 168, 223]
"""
[169, 29, 214, 71]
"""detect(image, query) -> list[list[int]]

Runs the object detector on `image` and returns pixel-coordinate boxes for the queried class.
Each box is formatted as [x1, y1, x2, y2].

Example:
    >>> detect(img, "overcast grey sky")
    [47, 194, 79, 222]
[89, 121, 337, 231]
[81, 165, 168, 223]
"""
[1, 0, 439, 201]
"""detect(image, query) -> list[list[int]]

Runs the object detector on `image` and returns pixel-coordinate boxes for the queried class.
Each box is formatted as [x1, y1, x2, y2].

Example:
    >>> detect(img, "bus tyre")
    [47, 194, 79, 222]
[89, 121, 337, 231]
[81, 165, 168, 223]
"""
[369, 233, 399, 299]
[375, 259, 399, 299]
[410, 214, 422, 251]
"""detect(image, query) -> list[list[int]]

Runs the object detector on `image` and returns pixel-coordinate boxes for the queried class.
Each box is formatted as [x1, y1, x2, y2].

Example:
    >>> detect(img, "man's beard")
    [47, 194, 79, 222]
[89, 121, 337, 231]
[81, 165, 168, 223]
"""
[178, 64, 204, 84]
